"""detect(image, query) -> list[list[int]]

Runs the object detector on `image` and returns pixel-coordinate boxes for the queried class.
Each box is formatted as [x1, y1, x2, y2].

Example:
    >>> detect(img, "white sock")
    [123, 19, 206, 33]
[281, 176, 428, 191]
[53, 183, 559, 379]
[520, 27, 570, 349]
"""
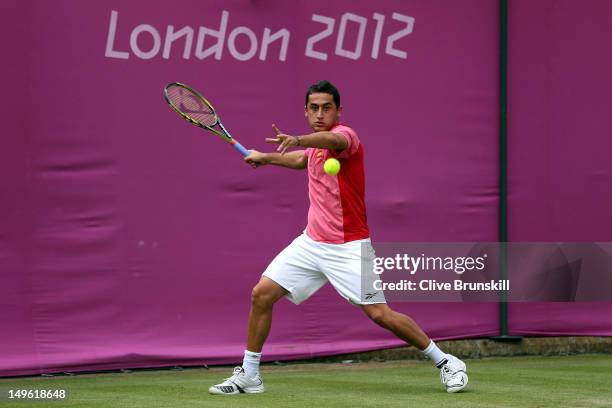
[422, 340, 447, 367]
[242, 350, 262, 377]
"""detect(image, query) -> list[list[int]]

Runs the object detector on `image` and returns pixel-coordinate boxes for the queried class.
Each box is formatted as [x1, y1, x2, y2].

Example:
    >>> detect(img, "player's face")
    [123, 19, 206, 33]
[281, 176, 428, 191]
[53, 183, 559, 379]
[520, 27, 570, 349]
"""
[305, 93, 342, 132]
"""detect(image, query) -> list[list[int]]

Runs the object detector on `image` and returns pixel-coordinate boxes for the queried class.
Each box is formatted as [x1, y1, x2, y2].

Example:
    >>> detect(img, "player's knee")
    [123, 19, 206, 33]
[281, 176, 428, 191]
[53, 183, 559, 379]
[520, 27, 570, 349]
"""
[364, 306, 392, 329]
[251, 285, 275, 309]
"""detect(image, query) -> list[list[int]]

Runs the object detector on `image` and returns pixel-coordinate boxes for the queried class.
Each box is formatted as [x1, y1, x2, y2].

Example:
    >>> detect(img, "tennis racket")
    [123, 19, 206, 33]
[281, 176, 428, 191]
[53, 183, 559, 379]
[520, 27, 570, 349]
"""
[163, 82, 250, 158]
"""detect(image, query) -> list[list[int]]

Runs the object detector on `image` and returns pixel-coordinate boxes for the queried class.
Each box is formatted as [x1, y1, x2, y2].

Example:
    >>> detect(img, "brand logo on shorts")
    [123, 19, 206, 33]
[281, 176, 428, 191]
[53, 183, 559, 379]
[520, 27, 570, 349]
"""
[365, 292, 379, 300]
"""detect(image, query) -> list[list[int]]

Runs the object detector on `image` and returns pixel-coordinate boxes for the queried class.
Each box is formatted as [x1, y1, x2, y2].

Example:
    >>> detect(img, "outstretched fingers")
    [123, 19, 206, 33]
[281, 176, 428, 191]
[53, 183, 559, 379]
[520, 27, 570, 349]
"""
[266, 124, 282, 144]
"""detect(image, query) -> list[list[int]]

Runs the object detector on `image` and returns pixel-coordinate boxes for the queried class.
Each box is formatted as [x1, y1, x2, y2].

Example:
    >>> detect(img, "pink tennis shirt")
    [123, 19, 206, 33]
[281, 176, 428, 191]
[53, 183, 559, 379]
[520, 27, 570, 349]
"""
[305, 124, 370, 244]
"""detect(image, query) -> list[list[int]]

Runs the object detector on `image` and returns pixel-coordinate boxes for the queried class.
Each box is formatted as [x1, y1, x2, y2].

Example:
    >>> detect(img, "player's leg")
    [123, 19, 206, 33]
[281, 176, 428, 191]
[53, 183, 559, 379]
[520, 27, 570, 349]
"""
[208, 277, 287, 395]
[360, 303, 468, 393]
[210, 234, 327, 395]
[361, 303, 429, 348]
[319, 238, 468, 393]
[247, 276, 289, 352]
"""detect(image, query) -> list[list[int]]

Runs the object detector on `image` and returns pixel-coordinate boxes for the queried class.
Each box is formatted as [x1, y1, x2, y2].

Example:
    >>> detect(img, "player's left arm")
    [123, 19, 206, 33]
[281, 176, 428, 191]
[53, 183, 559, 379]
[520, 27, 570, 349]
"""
[267, 124, 347, 154]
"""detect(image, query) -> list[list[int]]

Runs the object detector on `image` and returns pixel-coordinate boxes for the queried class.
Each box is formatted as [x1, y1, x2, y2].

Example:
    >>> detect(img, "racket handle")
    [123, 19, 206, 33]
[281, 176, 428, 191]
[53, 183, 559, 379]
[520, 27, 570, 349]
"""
[232, 141, 250, 157]
[233, 140, 260, 167]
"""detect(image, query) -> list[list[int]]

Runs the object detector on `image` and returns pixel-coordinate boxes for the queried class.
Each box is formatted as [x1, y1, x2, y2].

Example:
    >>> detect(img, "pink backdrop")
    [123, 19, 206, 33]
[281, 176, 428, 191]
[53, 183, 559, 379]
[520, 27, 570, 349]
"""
[507, 0, 612, 336]
[1, 0, 610, 377]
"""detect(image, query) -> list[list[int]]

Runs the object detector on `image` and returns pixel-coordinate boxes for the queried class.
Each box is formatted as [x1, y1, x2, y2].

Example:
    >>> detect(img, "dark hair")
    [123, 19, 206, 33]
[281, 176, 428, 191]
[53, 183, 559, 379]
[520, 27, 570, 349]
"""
[305, 80, 341, 108]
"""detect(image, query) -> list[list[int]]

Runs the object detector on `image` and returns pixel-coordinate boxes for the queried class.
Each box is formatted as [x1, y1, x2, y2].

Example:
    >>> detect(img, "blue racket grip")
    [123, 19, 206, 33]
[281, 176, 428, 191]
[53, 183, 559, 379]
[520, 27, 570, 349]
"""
[233, 141, 259, 167]
[233, 141, 250, 157]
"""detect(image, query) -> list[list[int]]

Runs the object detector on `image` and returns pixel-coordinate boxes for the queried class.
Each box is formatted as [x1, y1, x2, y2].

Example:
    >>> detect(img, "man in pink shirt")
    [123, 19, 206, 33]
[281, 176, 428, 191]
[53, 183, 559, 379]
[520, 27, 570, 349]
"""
[209, 80, 468, 395]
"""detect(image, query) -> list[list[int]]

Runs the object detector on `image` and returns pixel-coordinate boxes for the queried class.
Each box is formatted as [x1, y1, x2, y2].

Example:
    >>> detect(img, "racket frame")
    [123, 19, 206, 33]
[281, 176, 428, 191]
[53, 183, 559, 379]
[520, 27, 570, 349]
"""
[163, 82, 250, 156]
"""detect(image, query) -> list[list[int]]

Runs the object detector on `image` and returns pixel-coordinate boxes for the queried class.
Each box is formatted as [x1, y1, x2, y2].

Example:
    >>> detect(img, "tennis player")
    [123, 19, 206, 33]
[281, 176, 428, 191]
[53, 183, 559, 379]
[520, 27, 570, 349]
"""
[209, 80, 468, 395]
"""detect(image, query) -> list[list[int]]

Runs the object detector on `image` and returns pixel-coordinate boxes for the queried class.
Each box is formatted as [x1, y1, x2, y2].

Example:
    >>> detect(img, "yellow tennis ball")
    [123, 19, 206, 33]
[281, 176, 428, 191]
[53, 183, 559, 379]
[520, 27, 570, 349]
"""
[323, 158, 341, 176]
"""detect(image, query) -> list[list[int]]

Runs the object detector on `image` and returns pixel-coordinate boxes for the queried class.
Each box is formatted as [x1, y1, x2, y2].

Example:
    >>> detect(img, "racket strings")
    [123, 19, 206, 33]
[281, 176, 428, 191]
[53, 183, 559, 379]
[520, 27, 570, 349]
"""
[166, 85, 217, 127]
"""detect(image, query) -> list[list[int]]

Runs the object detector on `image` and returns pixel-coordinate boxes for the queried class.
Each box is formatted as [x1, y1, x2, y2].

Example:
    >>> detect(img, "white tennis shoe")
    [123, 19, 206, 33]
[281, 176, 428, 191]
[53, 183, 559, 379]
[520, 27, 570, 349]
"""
[208, 366, 265, 395]
[438, 355, 468, 393]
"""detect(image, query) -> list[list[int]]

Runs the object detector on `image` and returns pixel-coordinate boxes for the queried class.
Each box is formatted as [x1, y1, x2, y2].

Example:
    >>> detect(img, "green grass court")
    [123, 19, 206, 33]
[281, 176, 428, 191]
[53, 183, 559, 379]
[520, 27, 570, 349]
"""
[1, 355, 611, 407]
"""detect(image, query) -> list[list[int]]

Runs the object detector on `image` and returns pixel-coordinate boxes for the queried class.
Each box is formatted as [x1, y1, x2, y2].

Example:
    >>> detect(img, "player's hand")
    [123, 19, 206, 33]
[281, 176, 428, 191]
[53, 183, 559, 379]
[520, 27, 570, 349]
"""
[265, 124, 299, 155]
[244, 150, 267, 168]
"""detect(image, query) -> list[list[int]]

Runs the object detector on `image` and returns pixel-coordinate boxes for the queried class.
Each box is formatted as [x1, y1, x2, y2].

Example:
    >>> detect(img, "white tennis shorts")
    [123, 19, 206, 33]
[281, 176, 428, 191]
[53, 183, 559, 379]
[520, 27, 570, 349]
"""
[263, 233, 386, 305]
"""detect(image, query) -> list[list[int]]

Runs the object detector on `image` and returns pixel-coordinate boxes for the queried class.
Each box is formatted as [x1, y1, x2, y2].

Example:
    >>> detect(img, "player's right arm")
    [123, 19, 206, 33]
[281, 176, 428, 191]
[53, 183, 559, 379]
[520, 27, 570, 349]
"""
[245, 149, 308, 170]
